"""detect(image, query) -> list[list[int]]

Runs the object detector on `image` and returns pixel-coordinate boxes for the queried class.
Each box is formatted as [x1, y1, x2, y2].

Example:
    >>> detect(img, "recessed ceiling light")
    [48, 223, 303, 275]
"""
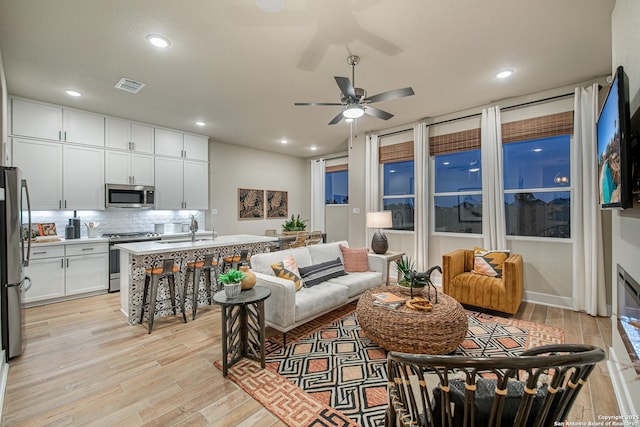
[195, 121, 205, 127]
[280, 139, 288, 144]
[65, 89, 82, 97]
[255, 0, 285, 13]
[443, 161, 450, 165]
[146, 34, 170, 48]
[496, 69, 514, 79]
[310, 146, 318, 151]
[533, 148, 542, 152]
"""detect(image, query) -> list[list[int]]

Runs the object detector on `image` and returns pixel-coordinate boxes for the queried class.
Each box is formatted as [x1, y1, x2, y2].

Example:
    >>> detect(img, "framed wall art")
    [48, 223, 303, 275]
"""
[238, 188, 265, 220]
[266, 190, 288, 219]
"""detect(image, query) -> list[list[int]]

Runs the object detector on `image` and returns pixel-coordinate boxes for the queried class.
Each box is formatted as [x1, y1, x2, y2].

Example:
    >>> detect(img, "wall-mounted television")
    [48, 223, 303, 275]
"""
[597, 65, 633, 209]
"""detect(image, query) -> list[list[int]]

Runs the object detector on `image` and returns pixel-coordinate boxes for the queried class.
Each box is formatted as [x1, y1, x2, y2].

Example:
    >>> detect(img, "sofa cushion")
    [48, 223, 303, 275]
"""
[271, 255, 303, 291]
[339, 244, 369, 272]
[472, 247, 510, 278]
[299, 257, 346, 287]
[327, 271, 384, 298]
[251, 247, 313, 275]
[307, 240, 348, 264]
[295, 282, 349, 323]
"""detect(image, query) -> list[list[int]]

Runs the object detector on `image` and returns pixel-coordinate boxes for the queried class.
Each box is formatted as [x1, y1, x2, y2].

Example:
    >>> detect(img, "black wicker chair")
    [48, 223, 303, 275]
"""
[386, 344, 606, 427]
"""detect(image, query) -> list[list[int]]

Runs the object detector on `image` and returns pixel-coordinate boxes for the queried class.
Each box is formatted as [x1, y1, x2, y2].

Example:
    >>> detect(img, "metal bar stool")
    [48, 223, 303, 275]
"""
[222, 249, 251, 272]
[184, 253, 219, 320]
[140, 258, 186, 333]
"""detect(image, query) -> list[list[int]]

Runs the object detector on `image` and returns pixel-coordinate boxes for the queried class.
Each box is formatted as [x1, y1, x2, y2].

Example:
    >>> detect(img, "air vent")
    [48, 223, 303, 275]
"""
[114, 78, 145, 94]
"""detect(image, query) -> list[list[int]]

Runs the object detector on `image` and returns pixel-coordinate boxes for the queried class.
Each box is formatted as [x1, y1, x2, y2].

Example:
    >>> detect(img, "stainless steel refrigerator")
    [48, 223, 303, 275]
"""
[0, 167, 31, 359]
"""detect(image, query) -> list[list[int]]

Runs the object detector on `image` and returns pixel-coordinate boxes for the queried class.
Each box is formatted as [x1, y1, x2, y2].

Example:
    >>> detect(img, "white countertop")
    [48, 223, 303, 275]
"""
[28, 236, 109, 246]
[115, 234, 277, 255]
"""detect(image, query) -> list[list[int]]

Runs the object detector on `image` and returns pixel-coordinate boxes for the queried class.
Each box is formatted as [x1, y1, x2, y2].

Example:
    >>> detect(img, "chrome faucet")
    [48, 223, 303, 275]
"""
[190, 215, 198, 242]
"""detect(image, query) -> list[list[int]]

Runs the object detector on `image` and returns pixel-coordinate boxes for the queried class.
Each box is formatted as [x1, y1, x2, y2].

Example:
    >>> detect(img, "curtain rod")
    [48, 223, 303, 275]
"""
[377, 91, 575, 138]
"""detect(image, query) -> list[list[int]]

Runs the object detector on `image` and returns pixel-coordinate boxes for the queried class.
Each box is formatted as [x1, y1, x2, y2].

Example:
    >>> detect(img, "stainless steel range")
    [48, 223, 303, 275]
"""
[103, 231, 161, 292]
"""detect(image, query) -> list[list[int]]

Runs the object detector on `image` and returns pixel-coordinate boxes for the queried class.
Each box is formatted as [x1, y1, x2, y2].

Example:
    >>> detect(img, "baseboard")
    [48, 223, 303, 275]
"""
[0, 350, 8, 422]
[523, 291, 573, 309]
[607, 346, 638, 415]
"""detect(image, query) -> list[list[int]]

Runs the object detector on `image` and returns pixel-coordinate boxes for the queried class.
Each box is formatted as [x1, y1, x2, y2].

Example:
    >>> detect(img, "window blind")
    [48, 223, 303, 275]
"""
[379, 141, 414, 164]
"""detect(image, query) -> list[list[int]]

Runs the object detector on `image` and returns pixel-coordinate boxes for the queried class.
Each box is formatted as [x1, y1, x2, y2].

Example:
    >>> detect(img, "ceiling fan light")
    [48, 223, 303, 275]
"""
[343, 105, 364, 119]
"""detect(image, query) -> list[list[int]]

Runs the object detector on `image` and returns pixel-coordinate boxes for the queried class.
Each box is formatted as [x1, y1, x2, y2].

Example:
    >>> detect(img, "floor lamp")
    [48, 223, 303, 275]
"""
[367, 211, 393, 254]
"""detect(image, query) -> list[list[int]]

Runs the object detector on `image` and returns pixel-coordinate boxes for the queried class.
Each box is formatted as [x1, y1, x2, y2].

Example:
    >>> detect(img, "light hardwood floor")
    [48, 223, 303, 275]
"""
[1, 294, 619, 426]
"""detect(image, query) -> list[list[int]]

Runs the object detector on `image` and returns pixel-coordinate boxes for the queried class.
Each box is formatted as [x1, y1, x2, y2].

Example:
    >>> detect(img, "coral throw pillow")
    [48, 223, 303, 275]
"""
[472, 246, 510, 278]
[339, 244, 369, 272]
[271, 254, 303, 291]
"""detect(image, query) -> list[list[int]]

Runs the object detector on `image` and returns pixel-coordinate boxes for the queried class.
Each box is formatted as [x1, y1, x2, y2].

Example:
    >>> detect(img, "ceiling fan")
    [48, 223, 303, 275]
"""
[294, 55, 415, 125]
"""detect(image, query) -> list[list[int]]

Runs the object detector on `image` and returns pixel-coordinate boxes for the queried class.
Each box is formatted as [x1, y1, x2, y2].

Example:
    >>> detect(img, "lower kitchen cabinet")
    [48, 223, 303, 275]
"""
[23, 242, 109, 305]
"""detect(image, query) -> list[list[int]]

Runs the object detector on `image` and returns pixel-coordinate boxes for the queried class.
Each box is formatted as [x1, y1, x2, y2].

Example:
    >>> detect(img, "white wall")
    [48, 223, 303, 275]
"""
[608, 0, 640, 415]
[209, 141, 310, 235]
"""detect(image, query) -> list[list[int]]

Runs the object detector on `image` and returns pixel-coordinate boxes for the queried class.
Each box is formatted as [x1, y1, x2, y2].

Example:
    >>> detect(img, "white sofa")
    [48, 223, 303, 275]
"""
[251, 241, 387, 336]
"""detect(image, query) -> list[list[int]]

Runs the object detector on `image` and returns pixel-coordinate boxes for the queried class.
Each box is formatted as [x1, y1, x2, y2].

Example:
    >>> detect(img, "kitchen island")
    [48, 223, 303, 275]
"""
[116, 234, 277, 324]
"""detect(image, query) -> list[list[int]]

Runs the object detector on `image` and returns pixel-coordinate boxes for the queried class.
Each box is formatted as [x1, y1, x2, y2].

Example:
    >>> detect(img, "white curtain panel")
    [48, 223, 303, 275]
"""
[310, 158, 326, 232]
[572, 84, 607, 316]
[413, 122, 430, 271]
[365, 132, 380, 245]
[481, 106, 507, 250]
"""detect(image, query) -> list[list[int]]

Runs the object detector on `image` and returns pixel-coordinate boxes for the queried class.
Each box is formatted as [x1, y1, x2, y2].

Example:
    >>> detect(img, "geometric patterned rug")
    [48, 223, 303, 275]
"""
[215, 301, 564, 427]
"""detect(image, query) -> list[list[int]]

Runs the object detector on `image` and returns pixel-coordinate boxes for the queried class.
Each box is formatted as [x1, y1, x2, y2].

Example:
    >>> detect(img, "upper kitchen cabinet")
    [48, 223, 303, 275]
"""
[11, 98, 104, 146]
[105, 150, 154, 186]
[12, 138, 104, 210]
[154, 157, 208, 210]
[183, 134, 209, 160]
[155, 128, 208, 160]
[105, 118, 154, 153]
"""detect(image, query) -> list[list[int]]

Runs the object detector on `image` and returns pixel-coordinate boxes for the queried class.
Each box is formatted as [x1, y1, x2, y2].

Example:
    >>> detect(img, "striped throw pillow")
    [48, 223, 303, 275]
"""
[299, 258, 346, 287]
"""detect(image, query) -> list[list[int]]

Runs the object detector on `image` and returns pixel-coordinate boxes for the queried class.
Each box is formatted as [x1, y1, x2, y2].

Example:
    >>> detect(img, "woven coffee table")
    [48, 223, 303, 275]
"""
[356, 286, 468, 354]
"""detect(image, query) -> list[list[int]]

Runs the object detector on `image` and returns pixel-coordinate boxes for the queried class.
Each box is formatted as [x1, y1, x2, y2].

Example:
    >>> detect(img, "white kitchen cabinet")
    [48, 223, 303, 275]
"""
[105, 118, 154, 153]
[23, 243, 108, 304]
[105, 150, 154, 185]
[11, 98, 62, 141]
[23, 247, 66, 304]
[63, 145, 105, 210]
[62, 109, 104, 146]
[183, 134, 208, 160]
[12, 138, 63, 210]
[155, 129, 208, 161]
[155, 157, 208, 210]
[11, 98, 104, 146]
[13, 139, 104, 210]
[154, 128, 183, 158]
[183, 160, 209, 210]
[155, 157, 183, 209]
[65, 243, 109, 295]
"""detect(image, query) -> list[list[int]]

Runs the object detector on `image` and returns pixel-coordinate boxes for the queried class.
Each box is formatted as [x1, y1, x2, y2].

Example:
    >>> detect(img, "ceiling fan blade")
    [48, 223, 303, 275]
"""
[364, 87, 415, 103]
[294, 102, 343, 106]
[365, 106, 394, 120]
[335, 76, 356, 99]
[328, 111, 344, 125]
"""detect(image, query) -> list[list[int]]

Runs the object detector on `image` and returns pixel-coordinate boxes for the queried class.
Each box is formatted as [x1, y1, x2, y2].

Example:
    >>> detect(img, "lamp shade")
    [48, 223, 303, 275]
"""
[367, 211, 392, 229]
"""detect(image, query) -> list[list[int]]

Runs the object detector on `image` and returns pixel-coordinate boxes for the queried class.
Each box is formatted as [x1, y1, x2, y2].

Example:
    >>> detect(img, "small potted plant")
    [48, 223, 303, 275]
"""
[282, 214, 307, 234]
[395, 256, 426, 296]
[219, 268, 246, 298]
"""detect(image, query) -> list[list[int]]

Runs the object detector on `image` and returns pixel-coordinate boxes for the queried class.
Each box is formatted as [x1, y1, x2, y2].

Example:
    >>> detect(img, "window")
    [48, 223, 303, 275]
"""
[325, 170, 348, 204]
[382, 160, 414, 231]
[433, 150, 482, 234]
[503, 135, 571, 238]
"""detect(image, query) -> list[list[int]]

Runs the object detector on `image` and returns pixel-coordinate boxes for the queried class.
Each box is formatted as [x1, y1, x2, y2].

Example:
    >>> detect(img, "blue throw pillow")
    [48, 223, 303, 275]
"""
[299, 257, 346, 287]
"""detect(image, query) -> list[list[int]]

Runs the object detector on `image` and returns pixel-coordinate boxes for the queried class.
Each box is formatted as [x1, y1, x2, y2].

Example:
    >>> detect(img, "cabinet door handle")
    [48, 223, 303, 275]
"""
[33, 251, 47, 255]
[64, 131, 67, 141]
[66, 258, 69, 268]
[61, 259, 64, 268]
[64, 200, 67, 209]
[59, 200, 62, 209]
[132, 142, 135, 151]
[58, 130, 62, 141]
[82, 248, 94, 251]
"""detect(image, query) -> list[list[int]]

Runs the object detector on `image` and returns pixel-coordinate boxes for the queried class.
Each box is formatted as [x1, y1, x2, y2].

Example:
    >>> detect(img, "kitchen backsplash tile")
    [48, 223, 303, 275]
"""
[30, 210, 205, 237]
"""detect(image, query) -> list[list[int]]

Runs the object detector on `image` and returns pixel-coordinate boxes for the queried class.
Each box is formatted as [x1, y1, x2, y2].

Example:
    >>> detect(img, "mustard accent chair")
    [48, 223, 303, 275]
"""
[442, 249, 523, 315]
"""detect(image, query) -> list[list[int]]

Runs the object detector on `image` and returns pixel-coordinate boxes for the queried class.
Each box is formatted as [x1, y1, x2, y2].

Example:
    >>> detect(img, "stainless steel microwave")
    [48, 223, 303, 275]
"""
[105, 184, 155, 208]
